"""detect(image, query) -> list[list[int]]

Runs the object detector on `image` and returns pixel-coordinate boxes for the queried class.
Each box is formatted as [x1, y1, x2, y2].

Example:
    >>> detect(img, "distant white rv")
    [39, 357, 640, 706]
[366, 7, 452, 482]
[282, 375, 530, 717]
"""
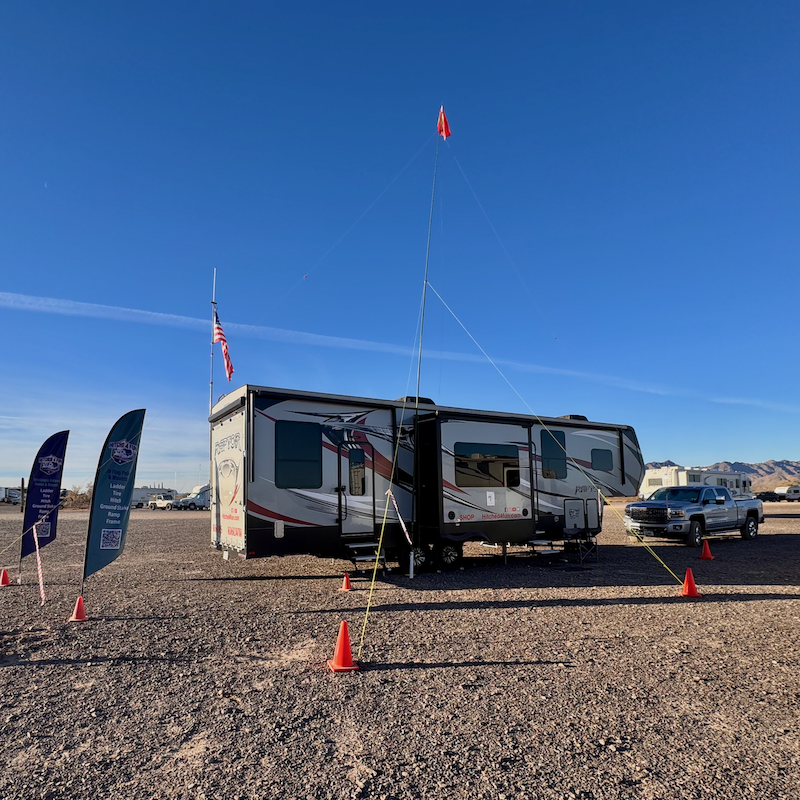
[640, 466, 752, 499]
[775, 486, 800, 502]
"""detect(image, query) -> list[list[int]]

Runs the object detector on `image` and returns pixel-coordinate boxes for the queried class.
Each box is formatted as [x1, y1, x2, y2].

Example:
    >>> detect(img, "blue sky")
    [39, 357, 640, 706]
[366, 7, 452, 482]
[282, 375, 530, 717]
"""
[1, 1, 798, 490]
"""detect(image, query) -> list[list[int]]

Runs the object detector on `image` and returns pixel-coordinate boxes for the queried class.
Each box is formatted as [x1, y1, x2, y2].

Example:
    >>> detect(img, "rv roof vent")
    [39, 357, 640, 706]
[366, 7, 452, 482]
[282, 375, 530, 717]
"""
[559, 414, 588, 421]
[395, 396, 436, 405]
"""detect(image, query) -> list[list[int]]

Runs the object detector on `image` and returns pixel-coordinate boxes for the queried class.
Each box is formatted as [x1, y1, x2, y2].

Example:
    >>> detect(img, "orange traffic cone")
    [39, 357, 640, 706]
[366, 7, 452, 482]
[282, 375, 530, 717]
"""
[68, 596, 87, 622]
[338, 572, 353, 592]
[326, 620, 359, 672]
[699, 540, 714, 561]
[0, 568, 10, 587]
[680, 568, 702, 599]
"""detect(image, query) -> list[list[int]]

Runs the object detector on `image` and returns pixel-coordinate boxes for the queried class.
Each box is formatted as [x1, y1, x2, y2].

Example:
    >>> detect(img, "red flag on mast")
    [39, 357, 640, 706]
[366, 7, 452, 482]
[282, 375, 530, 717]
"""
[437, 106, 451, 140]
[213, 309, 234, 382]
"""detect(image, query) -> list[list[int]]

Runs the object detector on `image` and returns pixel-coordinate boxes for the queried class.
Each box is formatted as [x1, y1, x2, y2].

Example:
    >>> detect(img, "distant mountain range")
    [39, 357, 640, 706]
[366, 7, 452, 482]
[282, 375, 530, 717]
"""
[645, 460, 800, 491]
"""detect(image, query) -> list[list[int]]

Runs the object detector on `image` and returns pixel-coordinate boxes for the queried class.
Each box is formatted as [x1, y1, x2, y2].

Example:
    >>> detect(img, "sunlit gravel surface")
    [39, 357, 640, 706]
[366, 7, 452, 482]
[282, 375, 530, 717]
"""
[2, 502, 799, 799]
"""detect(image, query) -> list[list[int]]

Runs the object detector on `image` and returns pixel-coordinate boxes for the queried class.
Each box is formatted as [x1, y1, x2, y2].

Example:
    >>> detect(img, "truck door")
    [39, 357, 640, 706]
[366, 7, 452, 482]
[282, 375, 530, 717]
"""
[701, 487, 725, 530]
[716, 487, 738, 527]
[337, 443, 375, 537]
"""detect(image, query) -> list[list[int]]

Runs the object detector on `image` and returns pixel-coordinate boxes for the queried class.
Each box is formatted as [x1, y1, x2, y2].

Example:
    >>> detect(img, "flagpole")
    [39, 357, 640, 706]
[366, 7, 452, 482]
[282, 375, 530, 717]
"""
[411, 118, 443, 545]
[210, 268, 217, 416]
[415, 135, 440, 409]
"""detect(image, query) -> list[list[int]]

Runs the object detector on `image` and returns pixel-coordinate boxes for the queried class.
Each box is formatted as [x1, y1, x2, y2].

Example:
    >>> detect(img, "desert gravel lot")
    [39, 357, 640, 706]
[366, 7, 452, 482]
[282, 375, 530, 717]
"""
[1, 502, 799, 800]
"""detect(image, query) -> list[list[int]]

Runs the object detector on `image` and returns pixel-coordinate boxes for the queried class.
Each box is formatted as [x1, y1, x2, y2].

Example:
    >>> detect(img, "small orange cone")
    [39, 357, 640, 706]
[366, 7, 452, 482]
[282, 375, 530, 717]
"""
[338, 572, 353, 592]
[326, 620, 359, 672]
[0, 568, 10, 587]
[68, 596, 87, 622]
[699, 540, 714, 560]
[680, 568, 702, 598]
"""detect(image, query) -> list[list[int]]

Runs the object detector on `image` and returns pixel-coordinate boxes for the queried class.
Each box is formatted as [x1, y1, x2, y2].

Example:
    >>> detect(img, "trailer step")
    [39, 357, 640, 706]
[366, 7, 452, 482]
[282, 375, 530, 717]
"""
[534, 548, 561, 556]
[344, 541, 382, 550]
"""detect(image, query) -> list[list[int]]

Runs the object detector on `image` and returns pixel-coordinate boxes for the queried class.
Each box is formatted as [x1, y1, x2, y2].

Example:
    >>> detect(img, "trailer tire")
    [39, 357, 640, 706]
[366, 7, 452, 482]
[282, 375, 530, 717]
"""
[434, 541, 463, 571]
[399, 544, 430, 573]
[686, 520, 703, 547]
[740, 515, 758, 540]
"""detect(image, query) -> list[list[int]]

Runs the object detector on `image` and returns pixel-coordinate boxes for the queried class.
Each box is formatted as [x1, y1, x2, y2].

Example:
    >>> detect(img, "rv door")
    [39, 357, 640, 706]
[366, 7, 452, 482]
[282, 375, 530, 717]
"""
[337, 443, 375, 537]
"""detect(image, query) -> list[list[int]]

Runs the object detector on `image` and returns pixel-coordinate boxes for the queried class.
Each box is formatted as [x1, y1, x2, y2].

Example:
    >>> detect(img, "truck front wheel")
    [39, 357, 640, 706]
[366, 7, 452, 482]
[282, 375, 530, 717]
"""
[740, 516, 758, 540]
[687, 520, 703, 547]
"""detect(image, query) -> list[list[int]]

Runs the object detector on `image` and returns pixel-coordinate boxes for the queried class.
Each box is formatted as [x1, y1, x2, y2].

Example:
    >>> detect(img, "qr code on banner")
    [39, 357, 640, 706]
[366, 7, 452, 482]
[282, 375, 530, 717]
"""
[36, 522, 52, 539]
[100, 528, 123, 550]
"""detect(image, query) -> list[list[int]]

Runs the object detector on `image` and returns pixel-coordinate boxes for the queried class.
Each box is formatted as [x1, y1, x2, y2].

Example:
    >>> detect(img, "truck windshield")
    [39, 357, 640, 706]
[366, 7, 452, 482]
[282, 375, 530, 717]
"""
[650, 488, 700, 503]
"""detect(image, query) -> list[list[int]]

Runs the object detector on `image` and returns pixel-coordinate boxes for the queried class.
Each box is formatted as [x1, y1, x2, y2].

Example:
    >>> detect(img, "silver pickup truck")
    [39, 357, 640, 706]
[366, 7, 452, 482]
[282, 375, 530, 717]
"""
[624, 485, 764, 546]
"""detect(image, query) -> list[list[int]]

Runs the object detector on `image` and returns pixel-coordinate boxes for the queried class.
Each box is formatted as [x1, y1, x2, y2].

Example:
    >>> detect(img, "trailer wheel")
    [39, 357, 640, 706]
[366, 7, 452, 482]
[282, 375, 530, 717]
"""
[434, 541, 463, 571]
[399, 544, 430, 573]
[686, 520, 703, 547]
[740, 515, 758, 540]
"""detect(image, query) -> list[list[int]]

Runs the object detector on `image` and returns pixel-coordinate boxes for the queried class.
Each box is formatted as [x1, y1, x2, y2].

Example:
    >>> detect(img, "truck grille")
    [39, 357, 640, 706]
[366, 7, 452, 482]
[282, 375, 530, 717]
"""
[630, 507, 668, 523]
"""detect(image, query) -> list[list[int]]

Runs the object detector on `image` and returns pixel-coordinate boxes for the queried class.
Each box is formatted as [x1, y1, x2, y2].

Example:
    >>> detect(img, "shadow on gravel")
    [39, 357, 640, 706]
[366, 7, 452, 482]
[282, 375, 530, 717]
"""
[362, 658, 570, 671]
[354, 537, 800, 591]
[305, 591, 800, 615]
[180, 574, 344, 582]
[97, 614, 191, 621]
[1, 653, 190, 668]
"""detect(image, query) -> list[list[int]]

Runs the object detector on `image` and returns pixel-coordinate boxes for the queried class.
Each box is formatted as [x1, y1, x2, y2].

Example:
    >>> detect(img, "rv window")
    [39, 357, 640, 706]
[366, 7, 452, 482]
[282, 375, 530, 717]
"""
[540, 430, 567, 480]
[454, 443, 519, 488]
[275, 421, 322, 489]
[349, 448, 366, 496]
[591, 449, 613, 473]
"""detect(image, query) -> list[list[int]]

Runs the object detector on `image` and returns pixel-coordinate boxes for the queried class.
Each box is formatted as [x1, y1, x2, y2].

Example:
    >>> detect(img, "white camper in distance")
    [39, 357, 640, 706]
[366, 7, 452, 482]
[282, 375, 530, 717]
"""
[209, 385, 645, 571]
[640, 466, 752, 499]
[775, 486, 800, 502]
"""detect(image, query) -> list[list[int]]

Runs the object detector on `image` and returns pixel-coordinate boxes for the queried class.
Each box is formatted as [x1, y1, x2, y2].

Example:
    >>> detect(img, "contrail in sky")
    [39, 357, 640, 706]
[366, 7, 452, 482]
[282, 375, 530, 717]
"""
[2, 291, 797, 413]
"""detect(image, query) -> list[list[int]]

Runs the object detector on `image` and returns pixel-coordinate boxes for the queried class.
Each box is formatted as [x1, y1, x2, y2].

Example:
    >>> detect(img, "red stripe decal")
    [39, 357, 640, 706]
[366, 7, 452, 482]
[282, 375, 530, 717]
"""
[246, 500, 318, 527]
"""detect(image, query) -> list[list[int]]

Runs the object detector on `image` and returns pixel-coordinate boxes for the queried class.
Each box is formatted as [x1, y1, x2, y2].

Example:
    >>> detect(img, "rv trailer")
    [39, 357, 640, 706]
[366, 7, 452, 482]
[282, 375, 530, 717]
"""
[209, 386, 645, 569]
[639, 466, 752, 499]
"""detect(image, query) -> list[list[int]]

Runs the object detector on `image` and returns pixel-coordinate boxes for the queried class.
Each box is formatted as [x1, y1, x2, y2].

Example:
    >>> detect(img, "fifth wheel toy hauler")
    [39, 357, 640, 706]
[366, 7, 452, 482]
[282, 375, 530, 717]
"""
[209, 385, 645, 569]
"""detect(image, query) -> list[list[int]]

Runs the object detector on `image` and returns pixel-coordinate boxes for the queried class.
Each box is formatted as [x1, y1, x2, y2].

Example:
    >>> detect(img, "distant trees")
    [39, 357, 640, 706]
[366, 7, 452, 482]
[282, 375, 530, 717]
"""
[63, 482, 93, 509]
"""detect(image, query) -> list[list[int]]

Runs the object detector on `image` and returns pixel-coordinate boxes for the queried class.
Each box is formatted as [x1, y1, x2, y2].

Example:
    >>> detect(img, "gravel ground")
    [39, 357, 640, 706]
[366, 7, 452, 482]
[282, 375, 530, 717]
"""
[1, 501, 799, 800]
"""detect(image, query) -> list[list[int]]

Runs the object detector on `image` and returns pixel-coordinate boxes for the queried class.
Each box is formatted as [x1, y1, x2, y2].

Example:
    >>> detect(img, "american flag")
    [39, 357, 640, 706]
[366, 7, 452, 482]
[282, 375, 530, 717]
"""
[213, 309, 234, 381]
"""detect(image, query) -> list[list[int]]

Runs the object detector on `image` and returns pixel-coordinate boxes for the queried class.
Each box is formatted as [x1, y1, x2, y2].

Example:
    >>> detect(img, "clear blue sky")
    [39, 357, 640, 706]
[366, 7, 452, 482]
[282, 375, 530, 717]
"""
[1, 1, 798, 490]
